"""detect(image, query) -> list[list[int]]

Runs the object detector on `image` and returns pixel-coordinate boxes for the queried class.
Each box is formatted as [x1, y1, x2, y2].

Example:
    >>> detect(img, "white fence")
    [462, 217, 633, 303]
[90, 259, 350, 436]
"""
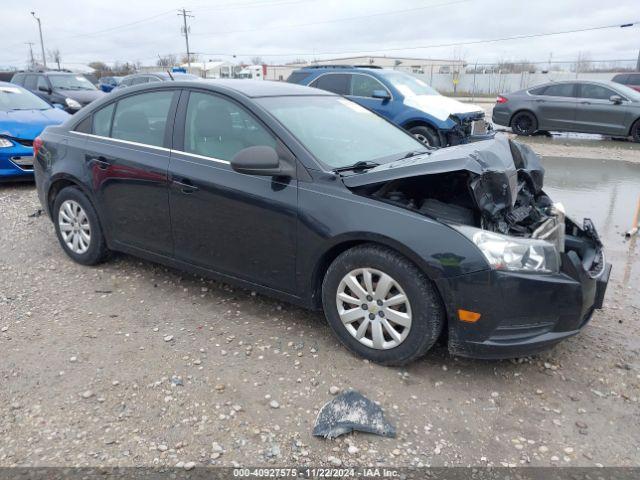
[410, 71, 624, 96]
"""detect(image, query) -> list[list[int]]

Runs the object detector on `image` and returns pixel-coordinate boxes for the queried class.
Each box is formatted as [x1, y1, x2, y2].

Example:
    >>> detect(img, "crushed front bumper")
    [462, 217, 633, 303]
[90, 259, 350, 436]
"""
[435, 250, 611, 359]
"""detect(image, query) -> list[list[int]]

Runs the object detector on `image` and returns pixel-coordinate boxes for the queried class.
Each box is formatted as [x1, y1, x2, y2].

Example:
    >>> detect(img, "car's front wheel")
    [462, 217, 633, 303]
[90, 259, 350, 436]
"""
[53, 186, 109, 265]
[322, 245, 445, 365]
[408, 125, 441, 147]
[510, 111, 538, 136]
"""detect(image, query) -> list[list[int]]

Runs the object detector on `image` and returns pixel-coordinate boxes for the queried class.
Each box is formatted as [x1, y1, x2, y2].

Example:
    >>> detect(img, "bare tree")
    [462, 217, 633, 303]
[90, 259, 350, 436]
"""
[180, 53, 199, 64]
[48, 48, 62, 70]
[250, 56, 264, 65]
[157, 54, 177, 68]
[574, 51, 592, 73]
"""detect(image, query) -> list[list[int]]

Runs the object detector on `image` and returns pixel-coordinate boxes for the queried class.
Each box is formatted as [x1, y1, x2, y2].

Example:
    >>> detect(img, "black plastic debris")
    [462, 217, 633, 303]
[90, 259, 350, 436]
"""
[312, 390, 396, 439]
[28, 209, 43, 218]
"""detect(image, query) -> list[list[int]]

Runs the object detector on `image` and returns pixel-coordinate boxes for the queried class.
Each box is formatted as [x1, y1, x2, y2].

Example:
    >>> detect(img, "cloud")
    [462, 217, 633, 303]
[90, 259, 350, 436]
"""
[2, 0, 638, 69]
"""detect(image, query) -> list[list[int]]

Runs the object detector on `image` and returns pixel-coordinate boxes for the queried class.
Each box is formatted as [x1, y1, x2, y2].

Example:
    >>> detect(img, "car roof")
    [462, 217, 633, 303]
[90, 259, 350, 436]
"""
[201, 79, 335, 97]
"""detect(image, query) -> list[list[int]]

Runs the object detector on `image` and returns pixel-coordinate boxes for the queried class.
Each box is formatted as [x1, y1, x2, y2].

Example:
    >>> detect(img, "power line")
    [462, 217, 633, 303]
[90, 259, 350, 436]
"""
[196, 20, 640, 58]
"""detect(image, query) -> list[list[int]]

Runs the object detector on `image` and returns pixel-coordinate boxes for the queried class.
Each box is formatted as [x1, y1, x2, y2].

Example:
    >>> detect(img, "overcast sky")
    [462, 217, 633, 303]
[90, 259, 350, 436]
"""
[2, 0, 639, 69]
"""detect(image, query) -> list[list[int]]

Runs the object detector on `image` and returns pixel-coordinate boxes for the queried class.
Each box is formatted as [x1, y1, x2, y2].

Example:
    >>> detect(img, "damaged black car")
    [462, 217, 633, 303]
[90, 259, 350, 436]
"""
[33, 80, 610, 365]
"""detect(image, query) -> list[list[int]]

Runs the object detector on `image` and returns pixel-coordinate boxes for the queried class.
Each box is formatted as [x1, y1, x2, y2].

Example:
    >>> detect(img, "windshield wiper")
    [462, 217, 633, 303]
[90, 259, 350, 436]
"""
[333, 161, 380, 173]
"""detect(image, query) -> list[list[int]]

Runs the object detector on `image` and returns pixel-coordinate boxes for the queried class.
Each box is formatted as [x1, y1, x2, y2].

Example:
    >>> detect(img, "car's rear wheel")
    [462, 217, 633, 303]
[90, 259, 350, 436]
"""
[53, 186, 109, 265]
[510, 111, 538, 136]
[321, 244, 445, 365]
[631, 119, 640, 143]
[408, 125, 441, 147]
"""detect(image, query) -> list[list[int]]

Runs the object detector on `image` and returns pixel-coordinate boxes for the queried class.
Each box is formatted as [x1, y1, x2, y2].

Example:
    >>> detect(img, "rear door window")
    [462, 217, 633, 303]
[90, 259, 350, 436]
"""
[24, 75, 38, 90]
[579, 84, 617, 100]
[627, 74, 640, 85]
[310, 74, 350, 95]
[350, 74, 387, 98]
[36, 76, 49, 91]
[111, 91, 174, 146]
[542, 83, 576, 97]
[92, 103, 115, 137]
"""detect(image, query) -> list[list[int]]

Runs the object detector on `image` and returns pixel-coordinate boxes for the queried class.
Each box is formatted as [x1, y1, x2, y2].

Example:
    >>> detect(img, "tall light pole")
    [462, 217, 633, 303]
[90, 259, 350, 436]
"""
[30, 12, 47, 69]
[178, 8, 194, 71]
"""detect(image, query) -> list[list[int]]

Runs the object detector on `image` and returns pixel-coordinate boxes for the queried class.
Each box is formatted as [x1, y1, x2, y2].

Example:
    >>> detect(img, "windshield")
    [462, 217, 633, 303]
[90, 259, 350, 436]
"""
[257, 96, 425, 169]
[49, 75, 96, 91]
[0, 85, 51, 111]
[381, 71, 439, 97]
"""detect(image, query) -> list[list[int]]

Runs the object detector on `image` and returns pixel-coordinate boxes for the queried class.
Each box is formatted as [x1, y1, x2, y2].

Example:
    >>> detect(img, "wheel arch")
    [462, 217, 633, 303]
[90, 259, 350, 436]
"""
[508, 108, 538, 128]
[309, 233, 445, 311]
[629, 116, 640, 138]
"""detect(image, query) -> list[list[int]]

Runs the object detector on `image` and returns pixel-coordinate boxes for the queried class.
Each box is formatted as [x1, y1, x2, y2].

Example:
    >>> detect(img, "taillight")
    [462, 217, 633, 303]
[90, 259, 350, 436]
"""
[496, 95, 508, 104]
[33, 137, 43, 158]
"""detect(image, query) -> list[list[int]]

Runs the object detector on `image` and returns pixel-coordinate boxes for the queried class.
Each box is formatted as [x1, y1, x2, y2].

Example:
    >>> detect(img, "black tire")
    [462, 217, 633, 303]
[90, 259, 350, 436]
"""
[321, 244, 445, 366]
[408, 125, 441, 147]
[510, 111, 538, 136]
[52, 186, 109, 266]
[631, 119, 640, 143]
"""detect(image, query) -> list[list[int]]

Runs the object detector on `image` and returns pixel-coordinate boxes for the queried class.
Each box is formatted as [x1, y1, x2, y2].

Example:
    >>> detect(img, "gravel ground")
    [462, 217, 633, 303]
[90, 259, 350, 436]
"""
[1, 152, 639, 469]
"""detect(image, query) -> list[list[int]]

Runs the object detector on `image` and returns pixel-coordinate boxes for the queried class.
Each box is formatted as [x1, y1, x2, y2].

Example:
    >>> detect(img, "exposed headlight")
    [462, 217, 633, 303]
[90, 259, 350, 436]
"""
[455, 226, 560, 273]
[0, 138, 13, 148]
[65, 98, 82, 109]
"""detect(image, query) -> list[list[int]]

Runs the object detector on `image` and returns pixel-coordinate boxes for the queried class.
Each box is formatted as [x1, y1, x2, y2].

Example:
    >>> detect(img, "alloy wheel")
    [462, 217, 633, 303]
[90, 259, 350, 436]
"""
[58, 199, 91, 254]
[413, 133, 431, 146]
[335, 268, 412, 350]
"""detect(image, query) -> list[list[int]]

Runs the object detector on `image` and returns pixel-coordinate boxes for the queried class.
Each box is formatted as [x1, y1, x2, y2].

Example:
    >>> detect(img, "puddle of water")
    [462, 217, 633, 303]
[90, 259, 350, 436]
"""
[542, 156, 640, 305]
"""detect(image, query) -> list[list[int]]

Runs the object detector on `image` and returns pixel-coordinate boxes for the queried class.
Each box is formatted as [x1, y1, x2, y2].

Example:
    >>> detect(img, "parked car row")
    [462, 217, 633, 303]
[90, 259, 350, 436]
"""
[492, 80, 640, 142]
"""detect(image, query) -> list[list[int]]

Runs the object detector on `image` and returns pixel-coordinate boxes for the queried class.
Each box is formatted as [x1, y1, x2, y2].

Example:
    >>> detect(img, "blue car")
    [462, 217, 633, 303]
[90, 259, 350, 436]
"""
[0, 82, 70, 181]
[98, 76, 122, 93]
[287, 66, 494, 147]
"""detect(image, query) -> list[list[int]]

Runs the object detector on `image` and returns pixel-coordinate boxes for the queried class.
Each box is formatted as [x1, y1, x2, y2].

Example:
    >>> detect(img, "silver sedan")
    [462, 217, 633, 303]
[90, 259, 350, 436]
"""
[492, 80, 640, 142]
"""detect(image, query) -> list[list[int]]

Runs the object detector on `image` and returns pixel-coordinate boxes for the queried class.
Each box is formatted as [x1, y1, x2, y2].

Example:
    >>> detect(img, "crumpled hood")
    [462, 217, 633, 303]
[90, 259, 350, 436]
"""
[342, 135, 544, 221]
[403, 94, 484, 122]
[0, 108, 70, 140]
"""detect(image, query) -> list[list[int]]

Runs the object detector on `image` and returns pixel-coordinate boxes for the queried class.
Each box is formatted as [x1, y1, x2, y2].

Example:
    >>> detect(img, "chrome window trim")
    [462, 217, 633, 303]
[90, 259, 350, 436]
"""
[171, 149, 230, 165]
[69, 131, 230, 164]
[70, 131, 170, 152]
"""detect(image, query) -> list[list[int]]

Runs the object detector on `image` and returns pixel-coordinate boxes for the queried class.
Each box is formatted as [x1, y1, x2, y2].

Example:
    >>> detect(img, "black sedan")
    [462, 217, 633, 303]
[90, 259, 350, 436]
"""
[492, 80, 640, 142]
[33, 80, 610, 364]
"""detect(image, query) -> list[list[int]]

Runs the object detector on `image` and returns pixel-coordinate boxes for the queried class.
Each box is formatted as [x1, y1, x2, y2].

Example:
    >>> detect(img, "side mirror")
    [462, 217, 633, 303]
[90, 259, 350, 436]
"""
[610, 95, 623, 104]
[231, 146, 293, 177]
[372, 89, 391, 100]
[38, 85, 51, 94]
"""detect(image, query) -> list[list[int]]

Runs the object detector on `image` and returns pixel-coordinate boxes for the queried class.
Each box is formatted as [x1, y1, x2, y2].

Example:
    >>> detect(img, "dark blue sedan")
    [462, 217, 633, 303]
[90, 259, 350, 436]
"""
[0, 82, 70, 181]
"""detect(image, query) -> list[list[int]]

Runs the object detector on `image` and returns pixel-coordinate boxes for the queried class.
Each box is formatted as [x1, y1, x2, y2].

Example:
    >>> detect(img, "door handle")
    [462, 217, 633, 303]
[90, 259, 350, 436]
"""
[173, 178, 199, 194]
[88, 155, 111, 170]
[535, 99, 545, 103]
[580, 101, 591, 105]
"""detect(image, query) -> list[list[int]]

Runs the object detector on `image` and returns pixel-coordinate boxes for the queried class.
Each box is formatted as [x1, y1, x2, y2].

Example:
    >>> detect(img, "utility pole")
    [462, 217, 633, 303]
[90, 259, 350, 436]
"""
[178, 8, 194, 71]
[636, 48, 640, 71]
[30, 12, 47, 69]
[25, 42, 35, 70]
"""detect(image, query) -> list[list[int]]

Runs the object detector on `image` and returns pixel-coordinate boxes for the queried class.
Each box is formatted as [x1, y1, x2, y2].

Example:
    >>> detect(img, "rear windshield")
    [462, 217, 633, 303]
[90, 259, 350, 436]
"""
[286, 72, 309, 84]
[0, 84, 51, 111]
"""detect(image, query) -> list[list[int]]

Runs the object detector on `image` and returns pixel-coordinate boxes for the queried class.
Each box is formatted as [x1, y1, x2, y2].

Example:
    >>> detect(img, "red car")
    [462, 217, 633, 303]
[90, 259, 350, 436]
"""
[612, 73, 640, 92]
